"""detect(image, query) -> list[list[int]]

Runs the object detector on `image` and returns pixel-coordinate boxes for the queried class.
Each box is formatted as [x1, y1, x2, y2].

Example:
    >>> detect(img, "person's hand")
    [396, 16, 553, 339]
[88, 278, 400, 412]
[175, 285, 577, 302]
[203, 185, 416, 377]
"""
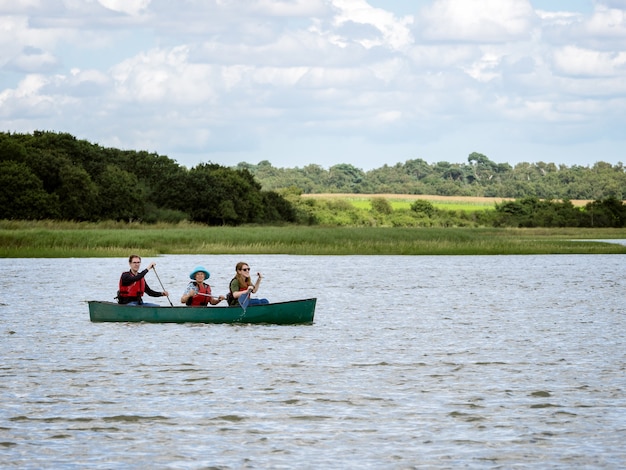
[247, 286, 254, 292]
[162, 290, 169, 296]
[218, 295, 225, 301]
[257, 272, 263, 279]
[148, 262, 156, 270]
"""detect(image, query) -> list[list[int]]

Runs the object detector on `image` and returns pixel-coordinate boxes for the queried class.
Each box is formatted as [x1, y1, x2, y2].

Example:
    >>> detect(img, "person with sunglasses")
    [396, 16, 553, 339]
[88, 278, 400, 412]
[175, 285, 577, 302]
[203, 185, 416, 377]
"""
[116, 254, 168, 306]
[227, 261, 269, 306]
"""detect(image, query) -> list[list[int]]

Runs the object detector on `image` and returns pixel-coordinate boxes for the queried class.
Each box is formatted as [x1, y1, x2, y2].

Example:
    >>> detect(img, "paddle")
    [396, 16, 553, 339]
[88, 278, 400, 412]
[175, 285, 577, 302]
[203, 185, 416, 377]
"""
[153, 267, 174, 306]
[195, 292, 227, 304]
[196, 285, 250, 312]
[238, 290, 250, 312]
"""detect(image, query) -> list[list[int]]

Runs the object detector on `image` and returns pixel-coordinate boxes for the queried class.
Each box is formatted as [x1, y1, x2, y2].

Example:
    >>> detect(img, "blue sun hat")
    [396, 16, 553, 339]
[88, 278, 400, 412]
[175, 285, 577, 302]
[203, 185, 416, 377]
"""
[189, 265, 210, 279]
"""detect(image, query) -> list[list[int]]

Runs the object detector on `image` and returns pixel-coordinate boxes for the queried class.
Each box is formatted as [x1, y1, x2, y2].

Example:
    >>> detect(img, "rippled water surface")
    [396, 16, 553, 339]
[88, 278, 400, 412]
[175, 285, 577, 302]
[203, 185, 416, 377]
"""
[1, 254, 625, 469]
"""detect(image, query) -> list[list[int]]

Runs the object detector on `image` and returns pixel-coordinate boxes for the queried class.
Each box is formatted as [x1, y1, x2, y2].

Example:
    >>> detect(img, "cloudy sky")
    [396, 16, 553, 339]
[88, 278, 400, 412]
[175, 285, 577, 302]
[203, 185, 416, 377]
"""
[1, 0, 625, 170]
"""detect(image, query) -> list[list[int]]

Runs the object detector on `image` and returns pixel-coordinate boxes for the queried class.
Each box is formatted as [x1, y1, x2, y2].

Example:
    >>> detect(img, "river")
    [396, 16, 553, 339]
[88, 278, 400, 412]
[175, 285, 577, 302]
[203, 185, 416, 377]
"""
[1, 254, 625, 469]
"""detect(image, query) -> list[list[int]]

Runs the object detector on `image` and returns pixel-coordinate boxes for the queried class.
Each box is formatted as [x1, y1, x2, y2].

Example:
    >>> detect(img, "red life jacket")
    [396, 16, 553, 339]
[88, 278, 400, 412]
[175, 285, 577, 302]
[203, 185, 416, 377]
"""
[117, 272, 145, 304]
[187, 282, 213, 306]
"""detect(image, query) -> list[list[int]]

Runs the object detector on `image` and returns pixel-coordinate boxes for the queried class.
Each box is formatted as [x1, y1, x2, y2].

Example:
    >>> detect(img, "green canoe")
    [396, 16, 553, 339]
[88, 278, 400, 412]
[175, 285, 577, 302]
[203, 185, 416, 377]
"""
[88, 298, 316, 325]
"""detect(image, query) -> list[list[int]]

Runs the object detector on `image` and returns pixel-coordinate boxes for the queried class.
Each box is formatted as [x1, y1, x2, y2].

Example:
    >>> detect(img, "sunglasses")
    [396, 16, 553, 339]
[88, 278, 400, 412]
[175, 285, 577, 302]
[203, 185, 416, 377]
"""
[241, 268, 250, 271]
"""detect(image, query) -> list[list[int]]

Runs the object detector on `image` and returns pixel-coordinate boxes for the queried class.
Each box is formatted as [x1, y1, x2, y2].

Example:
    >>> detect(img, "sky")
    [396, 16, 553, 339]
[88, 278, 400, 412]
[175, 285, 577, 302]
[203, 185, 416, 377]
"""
[1, 0, 625, 171]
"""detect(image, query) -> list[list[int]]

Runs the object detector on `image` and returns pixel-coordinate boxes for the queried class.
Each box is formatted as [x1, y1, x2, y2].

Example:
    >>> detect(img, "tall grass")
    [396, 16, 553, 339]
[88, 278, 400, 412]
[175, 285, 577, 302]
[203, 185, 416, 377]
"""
[1, 221, 626, 257]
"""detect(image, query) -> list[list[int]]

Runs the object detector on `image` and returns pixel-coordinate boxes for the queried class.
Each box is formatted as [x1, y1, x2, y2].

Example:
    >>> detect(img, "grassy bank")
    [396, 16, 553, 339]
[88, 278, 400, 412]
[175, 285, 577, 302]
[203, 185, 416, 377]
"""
[2, 220, 626, 257]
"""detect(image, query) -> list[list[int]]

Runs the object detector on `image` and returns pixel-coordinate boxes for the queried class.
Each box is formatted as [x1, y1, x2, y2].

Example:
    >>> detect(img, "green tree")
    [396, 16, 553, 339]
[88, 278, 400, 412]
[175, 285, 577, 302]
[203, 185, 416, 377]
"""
[261, 191, 296, 223]
[328, 164, 366, 192]
[96, 165, 145, 221]
[186, 164, 268, 225]
[584, 197, 626, 228]
[0, 133, 28, 163]
[56, 164, 99, 221]
[0, 161, 60, 219]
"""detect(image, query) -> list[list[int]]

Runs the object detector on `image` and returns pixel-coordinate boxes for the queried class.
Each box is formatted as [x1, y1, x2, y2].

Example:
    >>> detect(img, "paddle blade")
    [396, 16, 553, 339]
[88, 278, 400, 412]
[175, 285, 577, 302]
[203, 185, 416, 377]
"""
[239, 291, 250, 312]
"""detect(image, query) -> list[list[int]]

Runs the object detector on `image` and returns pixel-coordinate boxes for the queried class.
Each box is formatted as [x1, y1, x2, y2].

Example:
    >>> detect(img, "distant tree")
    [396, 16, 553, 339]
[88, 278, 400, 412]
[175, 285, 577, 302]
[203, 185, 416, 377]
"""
[410, 199, 436, 218]
[468, 152, 499, 182]
[404, 158, 432, 179]
[584, 197, 626, 228]
[186, 164, 273, 225]
[261, 191, 296, 223]
[494, 197, 583, 227]
[371, 197, 392, 214]
[328, 163, 366, 192]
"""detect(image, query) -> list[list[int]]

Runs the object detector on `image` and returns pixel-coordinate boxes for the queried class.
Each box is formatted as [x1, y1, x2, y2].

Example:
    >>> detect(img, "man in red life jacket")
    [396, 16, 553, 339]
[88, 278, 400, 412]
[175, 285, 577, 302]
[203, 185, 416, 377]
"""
[117, 254, 168, 306]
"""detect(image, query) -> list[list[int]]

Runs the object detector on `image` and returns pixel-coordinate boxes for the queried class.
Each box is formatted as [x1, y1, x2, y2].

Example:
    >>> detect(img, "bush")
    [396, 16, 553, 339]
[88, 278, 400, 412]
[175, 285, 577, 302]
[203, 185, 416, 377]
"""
[371, 197, 393, 214]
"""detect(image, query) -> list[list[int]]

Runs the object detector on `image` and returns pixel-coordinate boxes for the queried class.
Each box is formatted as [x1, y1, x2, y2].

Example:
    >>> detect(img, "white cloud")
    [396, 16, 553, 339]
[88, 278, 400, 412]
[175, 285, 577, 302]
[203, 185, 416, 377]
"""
[0, 0, 41, 13]
[598, 0, 626, 9]
[252, 0, 328, 16]
[111, 46, 219, 104]
[0, 0, 625, 169]
[0, 74, 60, 118]
[97, 0, 151, 16]
[535, 10, 583, 27]
[419, 0, 536, 42]
[331, 0, 414, 50]
[0, 15, 63, 68]
[9, 47, 58, 72]
[585, 4, 626, 37]
[553, 45, 626, 77]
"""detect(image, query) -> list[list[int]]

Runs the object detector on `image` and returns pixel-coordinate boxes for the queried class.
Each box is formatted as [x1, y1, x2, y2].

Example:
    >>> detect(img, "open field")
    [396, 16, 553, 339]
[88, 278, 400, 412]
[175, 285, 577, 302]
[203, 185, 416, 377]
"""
[1, 221, 625, 257]
[301, 193, 594, 210]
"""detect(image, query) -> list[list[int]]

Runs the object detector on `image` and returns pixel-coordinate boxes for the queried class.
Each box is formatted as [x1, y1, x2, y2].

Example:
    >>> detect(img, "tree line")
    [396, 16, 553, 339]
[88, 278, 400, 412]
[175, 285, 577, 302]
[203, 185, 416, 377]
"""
[0, 131, 295, 224]
[238, 152, 626, 200]
[1, 131, 625, 227]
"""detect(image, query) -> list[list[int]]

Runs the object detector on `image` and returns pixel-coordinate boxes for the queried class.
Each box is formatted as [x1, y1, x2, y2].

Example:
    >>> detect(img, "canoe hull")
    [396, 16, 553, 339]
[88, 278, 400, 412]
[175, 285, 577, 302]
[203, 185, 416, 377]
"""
[88, 298, 316, 325]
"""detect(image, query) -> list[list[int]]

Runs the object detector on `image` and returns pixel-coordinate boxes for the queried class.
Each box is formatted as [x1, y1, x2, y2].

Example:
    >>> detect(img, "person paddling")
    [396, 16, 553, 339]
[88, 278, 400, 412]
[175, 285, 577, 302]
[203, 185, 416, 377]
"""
[227, 261, 269, 307]
[116, 255, 168, 306]
[181, 266, 225, 306]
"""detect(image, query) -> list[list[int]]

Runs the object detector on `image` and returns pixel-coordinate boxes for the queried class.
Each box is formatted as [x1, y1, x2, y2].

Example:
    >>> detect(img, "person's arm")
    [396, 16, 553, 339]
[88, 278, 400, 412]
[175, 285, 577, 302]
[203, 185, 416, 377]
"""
[181, 283, 197, 304]
[208, 287, 226, 305]
[121, 261, 156, 285]
[145, 281, 166, 298]
[252, 272, 263, 293]
[230, 279, 247, 299]
[209, 295, 225, 305]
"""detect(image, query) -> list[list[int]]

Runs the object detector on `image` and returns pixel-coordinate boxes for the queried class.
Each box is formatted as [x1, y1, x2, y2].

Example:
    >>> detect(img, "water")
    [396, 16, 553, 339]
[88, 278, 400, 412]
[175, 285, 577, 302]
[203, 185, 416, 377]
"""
[1, 254, 625, 469]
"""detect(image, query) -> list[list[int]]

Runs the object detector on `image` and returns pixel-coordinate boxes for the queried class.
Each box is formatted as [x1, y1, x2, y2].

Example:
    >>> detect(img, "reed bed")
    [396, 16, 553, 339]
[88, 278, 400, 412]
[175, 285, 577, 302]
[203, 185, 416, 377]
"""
[1, 221, 626, 257]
